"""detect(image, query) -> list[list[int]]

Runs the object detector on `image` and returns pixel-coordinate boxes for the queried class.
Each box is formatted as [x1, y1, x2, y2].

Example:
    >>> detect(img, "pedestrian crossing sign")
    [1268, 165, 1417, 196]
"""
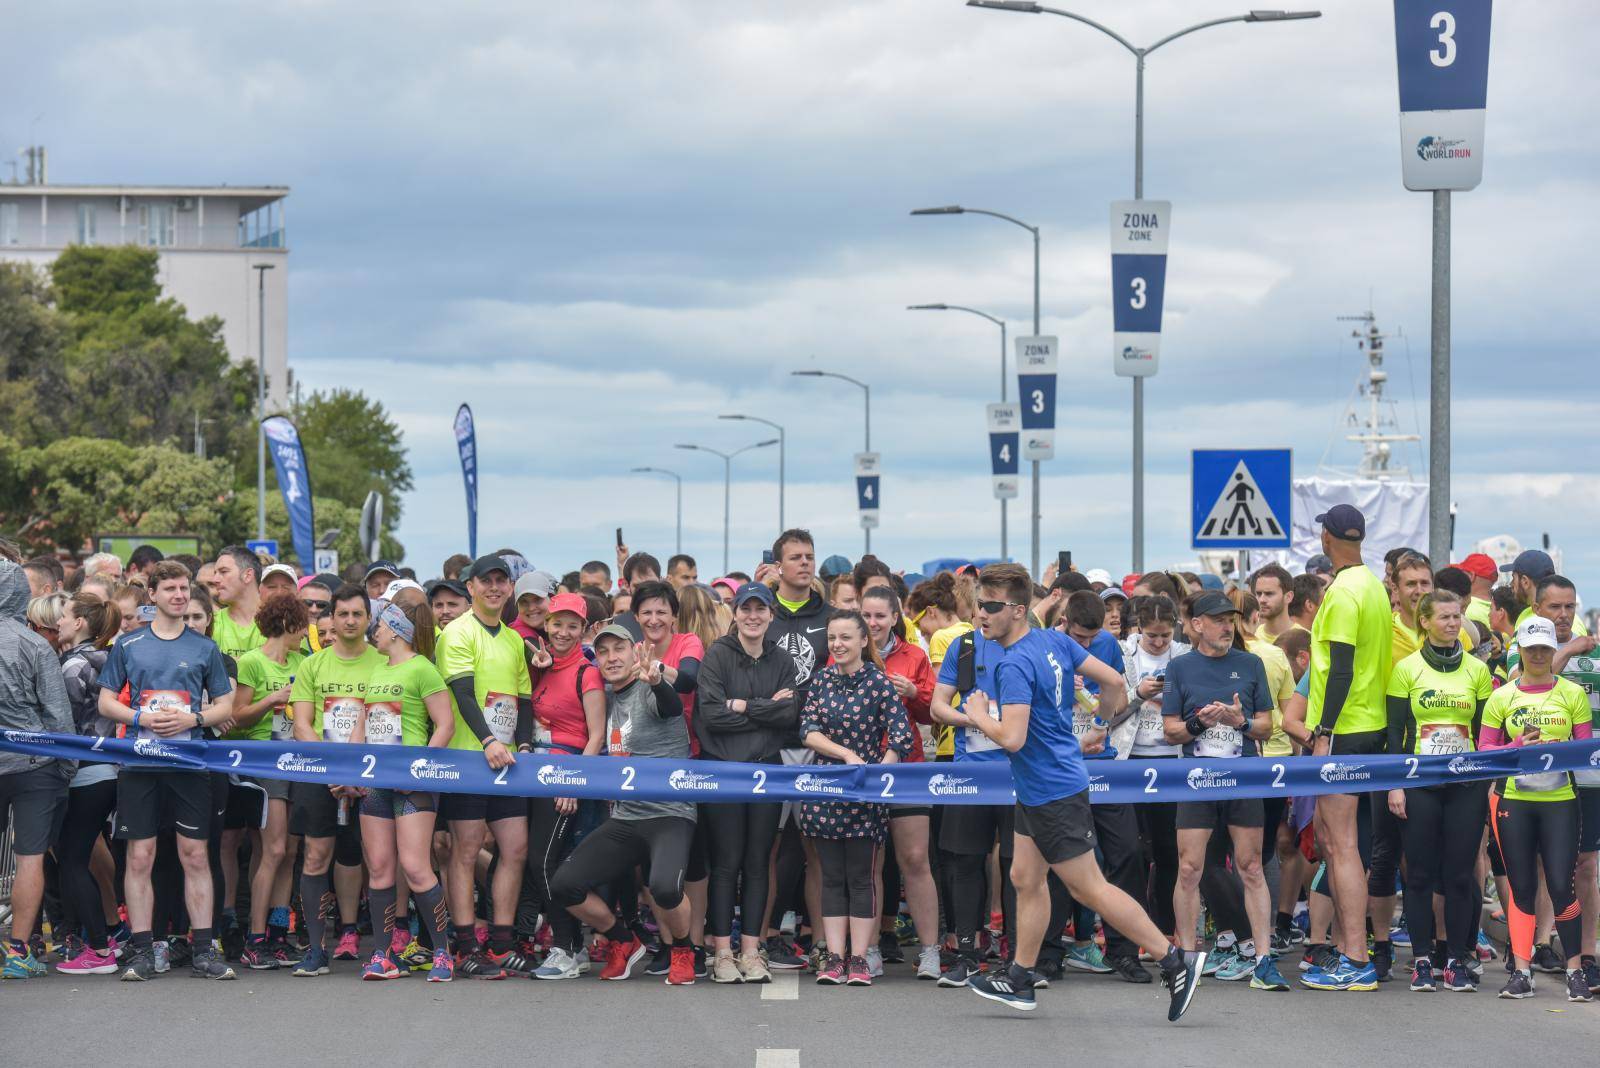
[1191, 449, 1292, 549]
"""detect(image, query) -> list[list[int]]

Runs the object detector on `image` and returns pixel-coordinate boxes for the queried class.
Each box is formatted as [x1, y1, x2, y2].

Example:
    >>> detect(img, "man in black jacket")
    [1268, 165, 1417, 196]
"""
[763, 529, 832, 696]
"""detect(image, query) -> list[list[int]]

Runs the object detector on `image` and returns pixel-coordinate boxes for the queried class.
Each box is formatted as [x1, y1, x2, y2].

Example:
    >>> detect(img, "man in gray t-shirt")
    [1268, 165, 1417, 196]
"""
[545, 615, 701, 983]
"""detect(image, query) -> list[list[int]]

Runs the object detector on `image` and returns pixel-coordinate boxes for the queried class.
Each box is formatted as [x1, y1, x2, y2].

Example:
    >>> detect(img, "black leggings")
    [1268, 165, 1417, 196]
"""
[549, 816, 694, 911]
[55, 779, 117, 949]
[1399, 781, 1486, 961]
[946, 848, 1013, 950]
[1367, 790, 1402, 901]
[526, 797, 580, 950]
[815, 837, 879, 920]
[1491, 792, 1582, 964]
[1139, 800, 1179, 934]
[703, 801, 782, 939]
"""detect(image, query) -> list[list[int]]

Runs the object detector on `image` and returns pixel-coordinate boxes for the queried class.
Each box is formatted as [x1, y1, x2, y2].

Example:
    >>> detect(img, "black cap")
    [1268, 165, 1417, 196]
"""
[425, 578, 469, 600]
[1314, 504, 1366, 541]
[1500, 549, 1555, 581]
[1191, 591, 1239, 618]
[465, 554, 511, 581]
[364, 560, 402, 581]
[1303, 554, 1333, 576]
[594, 611, 645, 646]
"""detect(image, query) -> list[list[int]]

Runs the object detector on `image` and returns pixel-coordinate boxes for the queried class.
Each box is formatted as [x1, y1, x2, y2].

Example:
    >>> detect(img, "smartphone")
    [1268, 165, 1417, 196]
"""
[1058, 550, 1072, 575]
[137, 605, 157, 623]
[762, 550, 775, 565]
[615, 527, 625, 549]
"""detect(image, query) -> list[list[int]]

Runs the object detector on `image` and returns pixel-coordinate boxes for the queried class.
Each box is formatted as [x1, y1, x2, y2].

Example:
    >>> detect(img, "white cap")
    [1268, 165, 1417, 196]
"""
[1084, 568, 1113, 588]
[514, 570, 559, 603]
[261, 564, 298, 584]
[382, 578, 425, 600]
[1515, 615, 1559, 651]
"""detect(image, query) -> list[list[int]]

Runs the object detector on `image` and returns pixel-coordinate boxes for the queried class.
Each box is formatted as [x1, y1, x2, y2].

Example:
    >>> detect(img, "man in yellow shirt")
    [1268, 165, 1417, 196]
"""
[1249, 563, 1298, 642]
[1389, 551, 1433, 668]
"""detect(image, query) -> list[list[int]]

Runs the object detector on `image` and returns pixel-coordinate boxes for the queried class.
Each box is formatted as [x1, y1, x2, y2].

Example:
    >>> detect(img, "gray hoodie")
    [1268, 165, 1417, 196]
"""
[0, 559, 76, 779]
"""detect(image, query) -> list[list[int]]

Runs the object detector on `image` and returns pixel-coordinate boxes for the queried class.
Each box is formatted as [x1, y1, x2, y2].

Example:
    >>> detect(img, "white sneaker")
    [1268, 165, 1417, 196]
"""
[865, 945, 884, 978]
[534, 947, 580, 980]
[152, 940, 170, 974]
[574, 948, 592, 974]
[917, 945, 941, 980]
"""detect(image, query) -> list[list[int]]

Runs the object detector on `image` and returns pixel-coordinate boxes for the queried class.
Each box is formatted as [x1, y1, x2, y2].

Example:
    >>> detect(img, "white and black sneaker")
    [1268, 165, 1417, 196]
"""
[938, 956, 978, 988]
[969, 962, 1037, 1012]
[1161, 949, 1205, 1022]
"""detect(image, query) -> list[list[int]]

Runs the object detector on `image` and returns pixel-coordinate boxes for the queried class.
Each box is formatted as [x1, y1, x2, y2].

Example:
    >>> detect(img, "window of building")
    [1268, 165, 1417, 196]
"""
[0, 203, 18, 246]
[76, 203, 97, 245]
[138, 203, 175, 247]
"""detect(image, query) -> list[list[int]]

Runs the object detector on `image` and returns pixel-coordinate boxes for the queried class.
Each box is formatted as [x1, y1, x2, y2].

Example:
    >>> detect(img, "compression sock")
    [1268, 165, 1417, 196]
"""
[412, 882, 448, 950]
[368, 884, 398, 945]
[221, 908, 237, 930]
[267, 906, 290, 945]
[301, 871, 333, 951]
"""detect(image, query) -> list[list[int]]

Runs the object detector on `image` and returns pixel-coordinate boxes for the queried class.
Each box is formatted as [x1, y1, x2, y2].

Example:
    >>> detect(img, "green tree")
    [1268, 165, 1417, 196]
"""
[291, 388, 414, 529]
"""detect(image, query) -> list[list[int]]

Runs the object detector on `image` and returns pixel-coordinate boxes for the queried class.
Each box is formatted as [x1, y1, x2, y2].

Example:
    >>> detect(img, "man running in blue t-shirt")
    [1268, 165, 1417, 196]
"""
[962, 564, 1204, 1019]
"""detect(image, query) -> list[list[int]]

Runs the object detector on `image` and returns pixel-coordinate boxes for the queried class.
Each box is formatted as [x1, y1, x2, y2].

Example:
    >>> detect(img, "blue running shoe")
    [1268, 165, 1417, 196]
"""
[292, 946, 330, 977]
[1300, 954, 1379, 991]
[1389, 923, 1411, 948]
[1202, 946, 1235, 977]
[426, 949, 454, 983]
[1250, 956, 1290, 991]
[3, 948, 42, 980]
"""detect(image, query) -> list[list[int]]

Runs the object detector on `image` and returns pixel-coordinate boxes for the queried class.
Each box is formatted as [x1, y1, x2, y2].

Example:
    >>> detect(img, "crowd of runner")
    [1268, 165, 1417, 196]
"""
[1, 506, 1596, 1015]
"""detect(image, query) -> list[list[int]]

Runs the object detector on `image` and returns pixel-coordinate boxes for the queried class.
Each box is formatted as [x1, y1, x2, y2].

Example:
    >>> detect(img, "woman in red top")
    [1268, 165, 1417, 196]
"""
[859, 585, 941, 979]
[524, 592, 606, 979]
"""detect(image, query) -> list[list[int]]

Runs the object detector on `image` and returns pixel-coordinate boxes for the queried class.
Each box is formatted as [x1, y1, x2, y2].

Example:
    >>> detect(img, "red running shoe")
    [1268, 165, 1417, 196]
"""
[601, 935, 645, 981]
[665, 945, 696, 986]
[816, 953, 846, 985]
[846, 956, 872, 986]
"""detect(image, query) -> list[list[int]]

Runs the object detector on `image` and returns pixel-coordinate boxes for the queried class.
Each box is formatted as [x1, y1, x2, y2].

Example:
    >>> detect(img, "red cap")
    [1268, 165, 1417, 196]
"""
[547, 592, 588, 621]
[1121, 573, 1141, 595]
[1453, 553, 1497, 581]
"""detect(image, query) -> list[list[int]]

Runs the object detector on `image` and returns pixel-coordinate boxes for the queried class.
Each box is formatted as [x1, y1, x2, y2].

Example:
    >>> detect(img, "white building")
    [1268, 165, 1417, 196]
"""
[0, 169, 291, 406]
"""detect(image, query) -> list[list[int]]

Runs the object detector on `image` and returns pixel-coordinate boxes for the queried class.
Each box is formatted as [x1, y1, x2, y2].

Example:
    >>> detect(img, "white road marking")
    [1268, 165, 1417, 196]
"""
[755, 1050, 800, 1068]
[761, 969, 800, 1001]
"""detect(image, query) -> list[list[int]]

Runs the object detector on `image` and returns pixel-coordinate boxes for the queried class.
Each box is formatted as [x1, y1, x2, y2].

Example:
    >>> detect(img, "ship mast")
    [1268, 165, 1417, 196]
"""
[1334, 311, 1419, 480]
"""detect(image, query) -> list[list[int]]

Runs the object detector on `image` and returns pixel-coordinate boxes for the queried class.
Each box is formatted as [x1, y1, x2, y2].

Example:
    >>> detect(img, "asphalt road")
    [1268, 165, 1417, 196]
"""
[4, 943, 1598, 1066]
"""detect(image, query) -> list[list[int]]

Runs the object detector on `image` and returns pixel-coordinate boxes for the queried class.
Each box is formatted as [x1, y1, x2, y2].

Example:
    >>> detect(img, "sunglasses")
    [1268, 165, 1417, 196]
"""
[302, 598, 331, 612]
[976, 600, 1024, 614]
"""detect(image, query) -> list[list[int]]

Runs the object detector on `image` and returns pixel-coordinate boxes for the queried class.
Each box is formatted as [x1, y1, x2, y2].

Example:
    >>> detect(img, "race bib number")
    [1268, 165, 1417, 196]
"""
[1133, 702, 1167, 749]
[137, 689, 192, 740]
[1514, 770, 1568, 793]
[322, 697, 362, 744]
[1417, 722, 1469, 756]
[484, 691, 518, 745]
[271, 705, 294, 742]
[1193, 724, 1242, 759]
[365, 701, 402, 746]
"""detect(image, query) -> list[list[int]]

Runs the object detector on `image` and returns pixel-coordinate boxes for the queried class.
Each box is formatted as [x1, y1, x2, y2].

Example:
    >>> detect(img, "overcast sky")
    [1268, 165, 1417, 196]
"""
[9, 0, 1598, 590]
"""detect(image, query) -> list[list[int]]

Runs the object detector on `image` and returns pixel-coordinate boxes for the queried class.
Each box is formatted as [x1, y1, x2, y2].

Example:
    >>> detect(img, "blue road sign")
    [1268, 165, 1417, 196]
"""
[986, 403, 1019, 500]
[246, 538, 280, 559]
[855, 452, 880, 531]
[1191, 450, 1292, 550]
[1110, 201, 1171, 378]
[1394, 0, 1491, 191]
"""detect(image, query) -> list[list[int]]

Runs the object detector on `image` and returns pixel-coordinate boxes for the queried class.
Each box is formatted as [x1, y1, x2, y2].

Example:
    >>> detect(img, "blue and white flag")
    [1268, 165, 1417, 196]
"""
[454, 403, 478, 558]
[262, 416, 315, 568]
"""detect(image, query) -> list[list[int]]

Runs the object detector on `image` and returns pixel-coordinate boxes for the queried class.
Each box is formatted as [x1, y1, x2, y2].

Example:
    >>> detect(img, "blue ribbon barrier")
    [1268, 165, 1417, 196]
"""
[3, 730, 1598, 805]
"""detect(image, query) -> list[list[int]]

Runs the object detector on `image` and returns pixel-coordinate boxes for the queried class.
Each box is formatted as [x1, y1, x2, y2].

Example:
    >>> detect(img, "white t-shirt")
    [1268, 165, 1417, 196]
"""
[1127, 640, 1183, 757]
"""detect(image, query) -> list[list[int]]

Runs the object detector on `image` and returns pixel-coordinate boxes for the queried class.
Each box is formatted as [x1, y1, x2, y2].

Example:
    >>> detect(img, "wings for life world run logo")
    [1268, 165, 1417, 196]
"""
[926, 773, 979, 797]
[1319, 762, 1371, 785]
[409, 758, 461, 782]
[132, 738, 181, 759]
[1120, 344, 1154, 366]
[275, 752, 329, 774]
[1447, 755, 1492, 776]
[1417, 135, 1471, 161]
[1087, 773, 1110, 795]
[1591, 749, 1600, 768]
[668, 768, 719, 792]
[793, 773, 846, 796]
[537, 765, 587, 788]
[1186, 766, 1239, 791]
[2, 730, 49, 745]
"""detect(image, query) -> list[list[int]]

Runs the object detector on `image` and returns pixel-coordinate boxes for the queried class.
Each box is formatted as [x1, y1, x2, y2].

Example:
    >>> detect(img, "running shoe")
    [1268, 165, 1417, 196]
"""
[1214, 952, 1256, 982]
[1250, 956, 1290, 991]
[152, 940, 170, 974]
[574, 947, 592, 974]
[190, 945, 237, 980]
[939, 956, 978, 988]
[239, 939, 277, 971]
[119, 948, 156, 982]
[333, 928, 361, 961]
[455, 949, 507, 980]
[165, 937, 192, 969]
[643, 944, 672, 976]
[1067, 942, 1112, 973]
[739, 951, 772, 984]
[1299, 955, 1379, 991]
[292, 947, 331, 977]
[845, 955, 873, 986]
[57, 944, 119, 975]
[3, 948, 42, 980]
[712, 950, 743, 984]
[969, 962, 1035, 1011]
[400, 938, 432, 972]
[487, 946, 536, 976]
[1443, 959, 1477, 992]
[1581, 958, 1600, 994]
[864, 944, 884, 978]
[1532, 943, 1564, 974]
[427, 949, 454, 982]
[362, 950, 401, 980]
[1371, 940, 1394, 983]
[877, 932, 905, 965]
[269, 937, 299, 968]
[816, 953, 846, 985]
[1270, 930, 1297, 955]
[533, 947, 581, 980]
[1108, 954, 1152, 984]
[1388, 923, 1410, 948]
[765, 936, 805, 970]
[1476, 931, 1499, 962]
[693, 944, 708, 978]
[665, 945, 696, 986]
[1410, 960, 1436, 991]
[916, 945, 941, 981]
[1202, 946, 1235, 977]
[1497, 971, 1534, 999]
[600, 935, 645, 981]
[808, 943, 829, 974]
[1162, 950, 1206, 1022]
[1299, 944, 1339, 973]
[1567, 969, 1593, 1003]
[221, 925, 246, 962]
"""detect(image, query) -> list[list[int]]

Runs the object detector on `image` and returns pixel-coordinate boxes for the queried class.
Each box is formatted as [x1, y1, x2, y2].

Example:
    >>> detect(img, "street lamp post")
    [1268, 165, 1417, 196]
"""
[719, 413, 785, 533]
[966, 1, 1320, 573]
[253, 263, 275, 540]
[674, 439, 779, 574]
[908, 303, 1009, 559]
[790, 370, 872, 555]
[912, 204, 1041, 575]
[630, 466, 684, 555]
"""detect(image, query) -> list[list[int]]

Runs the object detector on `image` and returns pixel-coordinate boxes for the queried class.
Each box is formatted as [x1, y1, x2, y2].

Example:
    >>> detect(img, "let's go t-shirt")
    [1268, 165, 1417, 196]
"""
[1386, 650, 1493, 755]
[289, 644, 387, 741]
[99, 626, 232, 742]
[436, 613, 532, 751]
[212, 609, 265, 662]
[1307, 564, 1392, 735]
[994, 628, 1089, 806]
[233, 646, 304, 741]
[362, 654, 449, 747]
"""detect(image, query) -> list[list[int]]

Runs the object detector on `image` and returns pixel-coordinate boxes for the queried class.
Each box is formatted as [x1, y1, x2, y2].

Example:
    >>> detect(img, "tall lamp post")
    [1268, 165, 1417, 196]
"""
[911, 204, 1041, 575]
[253, 263, 275, 540]
[966, 1, 1320, 572]
[790, 370, 872, 555]
[674, 439, 779, 574]
[630, 466, 684, 556]
[908, 303, 1009, 559]
[718, 413, 786, 533]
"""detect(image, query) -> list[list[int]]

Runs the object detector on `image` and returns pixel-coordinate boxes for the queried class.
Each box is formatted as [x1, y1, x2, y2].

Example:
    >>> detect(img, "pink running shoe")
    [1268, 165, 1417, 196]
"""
[56, 945, 119, 975]
[334, 928, 361, 960]
[362, 950, 401, 981]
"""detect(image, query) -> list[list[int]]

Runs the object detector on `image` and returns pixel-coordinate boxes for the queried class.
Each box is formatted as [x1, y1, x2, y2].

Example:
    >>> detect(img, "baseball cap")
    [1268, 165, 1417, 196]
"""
[1121, 573, 1141, 595]
[1304, 554, 1334, 576]
[1191, 591, 1238, 618]
[381, 578, 424, 600]
[1099, 586, 1128, 604]
[1084, 568, 1113, 588]
[1515, 615, 1559, 651]
[733, 582, 776, 609]
[364, 560, 401, 582]
[1314, 504, 1366, 541]
[711, 577, 740, 597]
[819, 554, 853, 580]
[1500, 549, 1555, 581]
[594, 611, 644, 646]
[425, 578, 468, 600]
[1453, 553, 1499, 581]
[261, 563, 297, 584]
[547, 592, 588, 621]
[1197, 573, 1225, 591]
[464, 554, 511, 581]
[514, 570, 559, 603]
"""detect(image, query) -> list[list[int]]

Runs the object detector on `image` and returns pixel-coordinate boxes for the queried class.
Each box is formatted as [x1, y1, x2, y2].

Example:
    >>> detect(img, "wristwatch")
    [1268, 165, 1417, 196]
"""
[193, 711, 205, 730]
[1312, 725, 1333, 740]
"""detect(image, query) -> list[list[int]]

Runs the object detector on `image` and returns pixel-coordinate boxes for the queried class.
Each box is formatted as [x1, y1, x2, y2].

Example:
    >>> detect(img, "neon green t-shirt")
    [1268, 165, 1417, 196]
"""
[1385, 649, 1493, 755]
[1307, 564, 1393, 735]
[363, 654, 449, 748]
[436, 613, 531, 751]
[1482, 678, 1592, 802]
[288, 643, 387, 741]
[1465, 597, 1492, 631]
[233, 646, 304, 741]
[776, 593, 809, 614]
[213, 608, 265, 662]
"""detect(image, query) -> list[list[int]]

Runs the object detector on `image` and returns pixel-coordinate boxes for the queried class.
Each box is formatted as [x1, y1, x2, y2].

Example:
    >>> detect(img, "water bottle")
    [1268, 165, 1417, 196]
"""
[336, 796, 350, 827]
